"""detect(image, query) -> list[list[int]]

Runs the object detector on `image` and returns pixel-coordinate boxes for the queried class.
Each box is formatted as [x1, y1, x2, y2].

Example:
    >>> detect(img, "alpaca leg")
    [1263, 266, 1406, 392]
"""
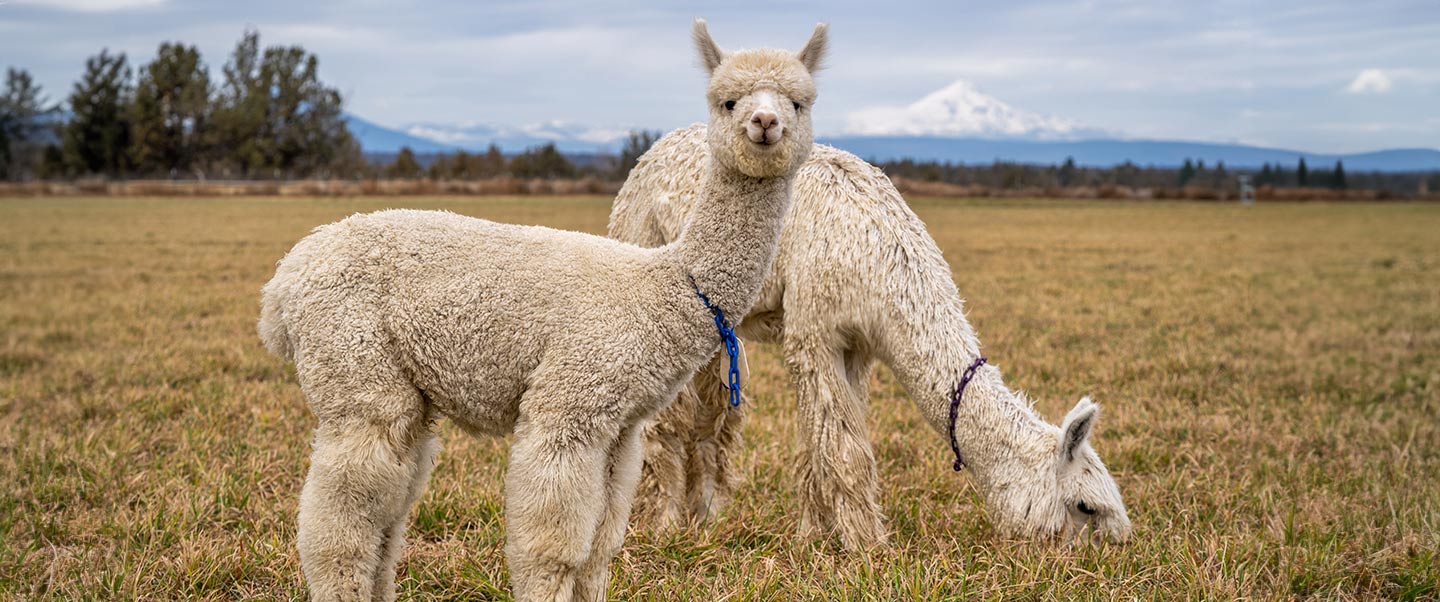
[684, 353, 746, 524]
[505, 416, 613, 601]
[630, 384, 697, 533]
[297, 404, 431, 602]
[786, 336, 887, 550]
[369, 430, 440, 602]
[573, 424, 646, 601]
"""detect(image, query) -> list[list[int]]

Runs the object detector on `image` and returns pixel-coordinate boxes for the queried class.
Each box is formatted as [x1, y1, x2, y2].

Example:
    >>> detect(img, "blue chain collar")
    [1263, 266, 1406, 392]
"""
[687, 275, 743, 408]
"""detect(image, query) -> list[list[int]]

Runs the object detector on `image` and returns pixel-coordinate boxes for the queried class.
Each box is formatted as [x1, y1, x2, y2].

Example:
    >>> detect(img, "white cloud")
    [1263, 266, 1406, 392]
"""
[10, 0, 165, 12]
[1345, 69, 1393, 94]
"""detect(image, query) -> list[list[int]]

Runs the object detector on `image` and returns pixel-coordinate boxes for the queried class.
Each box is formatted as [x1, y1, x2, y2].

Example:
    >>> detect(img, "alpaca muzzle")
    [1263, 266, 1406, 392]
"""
[746, 111, 784, 145]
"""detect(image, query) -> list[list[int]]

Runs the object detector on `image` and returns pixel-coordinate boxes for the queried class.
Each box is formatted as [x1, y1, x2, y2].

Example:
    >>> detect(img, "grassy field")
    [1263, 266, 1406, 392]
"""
[2, 195, 1437, 600]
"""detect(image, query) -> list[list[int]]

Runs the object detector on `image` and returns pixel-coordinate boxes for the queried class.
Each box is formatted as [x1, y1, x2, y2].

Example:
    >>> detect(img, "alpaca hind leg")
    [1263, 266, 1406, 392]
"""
[298, 401, 430, 602]
[369, 429, 440, 602]
[630, 384, 697, 534]
[684, 352, 746, 524]
[787, 337, 886, 550]
[574, 424, 646, 601]
[504, 416, 612, 601]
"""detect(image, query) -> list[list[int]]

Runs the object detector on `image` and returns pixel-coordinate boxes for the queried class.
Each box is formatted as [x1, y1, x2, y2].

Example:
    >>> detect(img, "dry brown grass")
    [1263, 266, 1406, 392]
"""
[1, 196, 1437, 600]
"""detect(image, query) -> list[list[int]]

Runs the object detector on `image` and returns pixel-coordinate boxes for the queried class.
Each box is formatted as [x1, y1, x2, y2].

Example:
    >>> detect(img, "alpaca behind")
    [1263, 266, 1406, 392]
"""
[609, 129, 1132, 549]
[259, 20, 828, 602]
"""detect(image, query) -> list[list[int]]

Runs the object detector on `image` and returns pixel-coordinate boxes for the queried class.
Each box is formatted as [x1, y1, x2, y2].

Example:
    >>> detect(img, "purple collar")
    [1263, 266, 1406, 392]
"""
[947, 356, 987, 471]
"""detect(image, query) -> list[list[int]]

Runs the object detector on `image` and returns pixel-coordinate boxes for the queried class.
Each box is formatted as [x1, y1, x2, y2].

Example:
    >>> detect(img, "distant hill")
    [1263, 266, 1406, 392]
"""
[343, 114, 458, 154]
[344, 114, 633, 155]
[398, 121, 631, 154]
[816, 136, 1440, 172]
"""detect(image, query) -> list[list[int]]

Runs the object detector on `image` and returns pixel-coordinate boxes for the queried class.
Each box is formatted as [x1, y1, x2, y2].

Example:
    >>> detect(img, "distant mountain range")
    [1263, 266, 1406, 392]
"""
[344, 115, 461, 154]
[813, 137, 1440, 172]
[346, 80, 1440, 172]
[344, 115, 632, 155]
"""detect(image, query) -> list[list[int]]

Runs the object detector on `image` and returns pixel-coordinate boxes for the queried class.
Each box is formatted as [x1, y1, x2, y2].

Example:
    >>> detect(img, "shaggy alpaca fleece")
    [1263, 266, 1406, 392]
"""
[608, 129, 1132, 550]
[259, 20, 827, 602]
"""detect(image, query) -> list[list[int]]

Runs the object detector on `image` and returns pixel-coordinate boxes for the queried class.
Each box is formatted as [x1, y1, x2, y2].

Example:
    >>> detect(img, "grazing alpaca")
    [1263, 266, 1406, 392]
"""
[258, 20, 827, 601]
[609, 134, 1132, 549]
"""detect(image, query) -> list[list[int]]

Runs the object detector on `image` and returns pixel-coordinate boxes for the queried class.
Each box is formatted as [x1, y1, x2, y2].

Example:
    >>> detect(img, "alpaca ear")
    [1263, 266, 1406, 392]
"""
[796, 22, 829, 73]
[692, 18, 725, 74]
[1060, 397, 1099, 463]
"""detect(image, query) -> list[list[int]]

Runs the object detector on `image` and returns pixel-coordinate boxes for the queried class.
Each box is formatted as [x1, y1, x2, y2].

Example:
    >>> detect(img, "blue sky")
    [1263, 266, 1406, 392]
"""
[3, 0, 1438, 153]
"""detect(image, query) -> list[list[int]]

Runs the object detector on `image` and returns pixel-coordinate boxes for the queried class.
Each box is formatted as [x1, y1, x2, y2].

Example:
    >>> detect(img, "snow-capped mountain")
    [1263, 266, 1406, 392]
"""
[843, 80, 1095, 140]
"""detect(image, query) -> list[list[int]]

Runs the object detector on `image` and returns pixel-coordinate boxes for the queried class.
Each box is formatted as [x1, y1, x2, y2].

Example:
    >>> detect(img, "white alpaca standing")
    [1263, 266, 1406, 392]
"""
[609, 133, 1132, 549]
[258, 21, 828, 601]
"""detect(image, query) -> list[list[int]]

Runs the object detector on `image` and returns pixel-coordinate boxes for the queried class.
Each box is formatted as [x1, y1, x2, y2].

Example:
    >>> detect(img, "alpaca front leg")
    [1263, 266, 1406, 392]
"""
[298, 418, 430, 602]
[574, 424, 646, 601]
[684, 353, 746, 524]
[786, 337, 887, 550]
[505, 420, 611, 602]
[631, 384, 697, 533]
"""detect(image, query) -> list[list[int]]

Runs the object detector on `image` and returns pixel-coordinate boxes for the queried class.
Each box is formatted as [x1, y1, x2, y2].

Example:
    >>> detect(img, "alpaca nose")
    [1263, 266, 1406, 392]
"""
[751, 110, 777, 130]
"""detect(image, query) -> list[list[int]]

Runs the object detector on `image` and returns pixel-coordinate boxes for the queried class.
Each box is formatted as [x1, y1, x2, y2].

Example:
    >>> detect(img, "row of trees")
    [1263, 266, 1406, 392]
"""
[1, 29, 359, 180]
[878, 156, 1434, 197]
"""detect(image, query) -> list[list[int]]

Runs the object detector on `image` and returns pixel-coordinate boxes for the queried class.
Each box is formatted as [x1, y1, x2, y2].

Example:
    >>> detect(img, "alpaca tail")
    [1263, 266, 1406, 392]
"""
[258, 227, 327, 363]
[258, 273, 296, 363]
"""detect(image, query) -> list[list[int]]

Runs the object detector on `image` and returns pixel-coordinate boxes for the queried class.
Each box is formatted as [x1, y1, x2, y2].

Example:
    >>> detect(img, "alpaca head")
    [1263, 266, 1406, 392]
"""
[980, 397, 1132, 544]
[693, 18, 824, 178]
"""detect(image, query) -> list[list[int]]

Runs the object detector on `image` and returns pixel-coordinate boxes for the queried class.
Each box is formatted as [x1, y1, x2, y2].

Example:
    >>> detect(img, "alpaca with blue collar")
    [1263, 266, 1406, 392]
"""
[258, 20, 828, 601]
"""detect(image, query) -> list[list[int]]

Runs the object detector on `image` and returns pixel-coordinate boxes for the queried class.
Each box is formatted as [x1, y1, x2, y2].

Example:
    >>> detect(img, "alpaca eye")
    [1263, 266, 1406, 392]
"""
[1077, 501, 1097, 516]
[723, 100, 736, 111]
[793, 101, 802, 111]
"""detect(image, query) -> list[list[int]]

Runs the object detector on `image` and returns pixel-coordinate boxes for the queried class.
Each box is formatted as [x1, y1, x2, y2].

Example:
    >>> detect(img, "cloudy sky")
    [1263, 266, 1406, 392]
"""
[4, 0, 1438, 153]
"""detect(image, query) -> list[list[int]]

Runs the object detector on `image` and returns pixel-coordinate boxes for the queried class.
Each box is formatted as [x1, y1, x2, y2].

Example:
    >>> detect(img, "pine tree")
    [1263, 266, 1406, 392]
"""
[510, 143, 574, 179]
[425, 153, 447, 180]
[450, 150, 470, 179]
[1331, 160, 1346, 190]
[1, 68, 53, 180]
[486, 144, 507, 177]
[211, 29, 264, 174]
[1297, 157, 1309, 187]
[1178, 158, 1196, 186]
[129, 42, 211, 177]
[210, 28, 356, 178]
[64, 50, 132, 177]
[37, 145, 66, 179]
[1058, 156, 1077, 186]
[387, 146, 421, 179]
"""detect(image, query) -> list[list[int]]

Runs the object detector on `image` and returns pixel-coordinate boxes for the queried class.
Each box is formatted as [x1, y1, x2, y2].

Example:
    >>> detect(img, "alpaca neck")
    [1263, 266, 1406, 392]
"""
[882, 293, 1056, 486]
[666, 162, 792, 317]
